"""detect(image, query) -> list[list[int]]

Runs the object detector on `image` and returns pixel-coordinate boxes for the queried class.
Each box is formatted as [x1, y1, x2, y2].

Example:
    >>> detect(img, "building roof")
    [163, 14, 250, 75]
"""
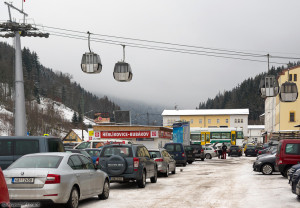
[162, 109, 249, 116]
[72, 129, 89, 141]
[248, 125, 265, 129]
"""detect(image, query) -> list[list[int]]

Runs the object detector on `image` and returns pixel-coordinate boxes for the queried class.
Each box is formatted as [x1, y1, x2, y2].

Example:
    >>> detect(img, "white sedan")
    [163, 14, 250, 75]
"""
[4, 152, 110, 208]
[203, 146, 217, 159]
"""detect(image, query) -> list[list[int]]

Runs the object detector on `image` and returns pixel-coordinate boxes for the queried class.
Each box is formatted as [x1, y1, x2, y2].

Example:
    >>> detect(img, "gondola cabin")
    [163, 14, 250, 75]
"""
[279, 82, 298, 102]
[81, 52, 102, 74]
[113, 62, 133, 82]
[259, 75, 279, 98]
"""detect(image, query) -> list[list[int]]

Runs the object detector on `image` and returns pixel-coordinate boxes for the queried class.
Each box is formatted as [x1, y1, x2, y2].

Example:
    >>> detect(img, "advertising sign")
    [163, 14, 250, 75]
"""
[100, 131, 151, 138]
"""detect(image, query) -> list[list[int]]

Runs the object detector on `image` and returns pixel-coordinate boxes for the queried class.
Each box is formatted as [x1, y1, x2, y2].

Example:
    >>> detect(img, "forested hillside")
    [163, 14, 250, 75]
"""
[0, 42, 120, 135]
[198, 62, 300, 124]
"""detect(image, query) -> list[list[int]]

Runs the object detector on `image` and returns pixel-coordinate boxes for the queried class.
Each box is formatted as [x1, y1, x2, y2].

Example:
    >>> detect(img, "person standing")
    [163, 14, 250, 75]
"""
[217, 146, 222, 159]
[221, 143, 227, 159]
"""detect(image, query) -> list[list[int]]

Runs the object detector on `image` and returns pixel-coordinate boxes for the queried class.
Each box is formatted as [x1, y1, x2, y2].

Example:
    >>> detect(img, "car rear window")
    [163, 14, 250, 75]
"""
[165, 144, 182, 152]
[184, 146, 194, 151]
[0, 140, 13, 156]
[15, 140, 39, 155]
[230, 146, 239, 149]
[101, 146, 133, 157]
[247, 146, 256, 149]
[191, 144, 202, 150]
[48, 139, 65, 152]
[285, 143, 300, 155]
[149, 151, 161, 158]
[9, 156, 63, 169]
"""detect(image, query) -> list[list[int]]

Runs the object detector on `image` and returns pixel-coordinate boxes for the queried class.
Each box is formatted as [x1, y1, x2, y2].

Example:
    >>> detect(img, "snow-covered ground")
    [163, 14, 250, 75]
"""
[74, 156, 300, 208]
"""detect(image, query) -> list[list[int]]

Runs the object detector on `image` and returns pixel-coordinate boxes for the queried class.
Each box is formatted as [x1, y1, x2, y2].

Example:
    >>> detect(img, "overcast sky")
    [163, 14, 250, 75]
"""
[1, 0, 300, 110]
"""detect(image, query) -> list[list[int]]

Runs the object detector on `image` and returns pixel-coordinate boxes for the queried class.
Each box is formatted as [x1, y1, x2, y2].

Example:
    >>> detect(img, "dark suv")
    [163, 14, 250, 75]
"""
[184, 145, 196, 164]
[98, 144, 157, 188]
[190, 144, 205, 161]
[228, 145, 242, 157]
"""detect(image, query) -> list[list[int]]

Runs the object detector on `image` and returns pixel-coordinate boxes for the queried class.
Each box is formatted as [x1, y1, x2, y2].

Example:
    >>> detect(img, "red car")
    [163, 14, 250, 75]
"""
[275, 139, 300, 177]
[0, 168, 10, 208]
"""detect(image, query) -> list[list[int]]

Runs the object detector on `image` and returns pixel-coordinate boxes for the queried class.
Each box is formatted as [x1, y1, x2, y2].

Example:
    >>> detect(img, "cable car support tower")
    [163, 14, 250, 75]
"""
[0, 1, 49, 136]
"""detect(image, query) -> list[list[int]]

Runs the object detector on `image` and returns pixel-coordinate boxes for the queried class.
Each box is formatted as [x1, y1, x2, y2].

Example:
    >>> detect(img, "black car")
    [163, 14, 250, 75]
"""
[288, 164, 300, 191]
[184, 145, 196, 164]
[245, 145, 258, 157]
[253, 153, 277, 175]
[228, 145, 242, 156]
[190, 144, 205, 161]
[98, 144, 157, 188]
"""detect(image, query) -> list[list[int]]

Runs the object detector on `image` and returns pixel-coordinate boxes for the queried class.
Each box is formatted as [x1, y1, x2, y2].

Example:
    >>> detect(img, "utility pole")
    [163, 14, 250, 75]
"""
[0, 2, 49, 136]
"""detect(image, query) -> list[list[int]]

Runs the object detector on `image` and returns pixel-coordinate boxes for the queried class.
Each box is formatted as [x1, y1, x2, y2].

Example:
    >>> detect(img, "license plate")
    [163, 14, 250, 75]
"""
[12, 177, 34, 184]
[110, 177, 123, 181]
[232, 150, 236, 152]
[188, 155, 192, 157]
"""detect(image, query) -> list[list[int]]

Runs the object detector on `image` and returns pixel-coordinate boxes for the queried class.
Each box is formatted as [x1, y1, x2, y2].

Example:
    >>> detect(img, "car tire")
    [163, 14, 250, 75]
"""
[150, 167, 158, 183]
[137, 170, 146, 188]
[183, 163, 187, 167]
[188, 161, 193, 164]
[65, 187, 79, 208]
[261, 164, 273, 175]
[280, 171, 285, 177]
[164, 166, 169, 177]
[98, 179, 109, 200]
[172, 167, 176, 174]
[283, 167, 291, 178]
[205, 154, 212, 159]
[201, 158, 204, 161]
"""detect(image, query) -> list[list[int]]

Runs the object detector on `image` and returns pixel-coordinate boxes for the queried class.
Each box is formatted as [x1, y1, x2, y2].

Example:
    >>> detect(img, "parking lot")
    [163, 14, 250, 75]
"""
[74, 156, 300, 208]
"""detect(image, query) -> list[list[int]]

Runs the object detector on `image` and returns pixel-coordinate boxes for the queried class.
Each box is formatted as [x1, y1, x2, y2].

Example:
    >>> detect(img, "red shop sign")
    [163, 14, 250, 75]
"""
[100, 131, 151, 138]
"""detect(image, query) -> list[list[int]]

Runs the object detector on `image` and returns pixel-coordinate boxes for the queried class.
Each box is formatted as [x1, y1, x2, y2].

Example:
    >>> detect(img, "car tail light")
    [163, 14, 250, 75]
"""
[182, 153, 185, 157]
[155, 158, 163, 162]
[45, 174, 60, 184]
[201, 149, 204, 153]
[96, 157, 99, 166]
[214, 150, 217, 153]
[133, 157, 139, 171]
[259, 151, 261, 154]
[278, 160, 283, 165]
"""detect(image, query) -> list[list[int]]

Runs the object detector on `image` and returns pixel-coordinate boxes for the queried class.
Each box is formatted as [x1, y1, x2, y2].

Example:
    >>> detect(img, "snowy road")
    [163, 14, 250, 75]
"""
[77, 156, 299, 208]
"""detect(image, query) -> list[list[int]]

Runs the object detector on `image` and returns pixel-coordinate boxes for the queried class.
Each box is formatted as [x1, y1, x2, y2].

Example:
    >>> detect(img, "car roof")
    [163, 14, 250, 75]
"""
[21, 152, 79, 157]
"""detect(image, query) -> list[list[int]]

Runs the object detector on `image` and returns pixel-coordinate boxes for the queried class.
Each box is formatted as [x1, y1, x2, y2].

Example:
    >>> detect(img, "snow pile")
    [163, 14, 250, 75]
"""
[0, 105, 13, 136]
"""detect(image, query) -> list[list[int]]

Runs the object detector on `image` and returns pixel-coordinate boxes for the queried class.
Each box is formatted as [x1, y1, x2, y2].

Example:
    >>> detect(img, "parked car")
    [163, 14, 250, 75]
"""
[65, 149, 91, 159]
[84, 148, 103, 165]
[0, 136, 65, 170]
[296, 177, 300, 198]
[275, 139, 300, 177]
[0, 168, 10, 208]
[257, 148, 277, 160]
[190, 144, 205, 161]
[63, 142, 80, 149]
[288, 163, 300, 184]
[148, 148, 176, 177]
[244, 145, 258, 157]
[203, 146, 217, 159]
[98, 144, 157, 188]
[164, 143, 187, 166]
[3, 152, 109, 208]
[74, 139, 130, 149]
[253, 153, 277, 175]
[184, 145, 196, 164]
[290, 168, 300, 195]
[258, 146, 277, 155]
[228, 145, 242, 157]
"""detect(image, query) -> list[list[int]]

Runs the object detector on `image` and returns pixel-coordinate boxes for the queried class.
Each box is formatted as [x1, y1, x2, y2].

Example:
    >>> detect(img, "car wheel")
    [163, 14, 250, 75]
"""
[201, 158, 204, 161]
[65, 187, 79, 208]
[283, 167, 291, 178]
[98, 179, 109, 200]
[188, 161, 193, 164]
[164, 166, 169, 177]
[172, 166, 176, 174]
[261, 164, 273, 175]
[183, 163, 187, 167]
[205, 154, 212, 159]
[150, 167, 158, 183]
[137, 170, 146, 188]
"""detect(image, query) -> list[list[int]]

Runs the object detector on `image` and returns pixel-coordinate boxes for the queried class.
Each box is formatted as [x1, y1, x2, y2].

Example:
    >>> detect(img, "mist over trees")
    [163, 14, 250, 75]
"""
[198, 62, 300, 124]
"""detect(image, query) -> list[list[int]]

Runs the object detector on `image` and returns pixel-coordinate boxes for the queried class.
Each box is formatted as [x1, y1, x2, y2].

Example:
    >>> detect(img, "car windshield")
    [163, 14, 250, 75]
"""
[9, 156, 63, 169]
[247, 146, 256, 149]
[102, 146, 133, 157]
[184, 146, 194, 151]
[85, 150, 101, 157]
[76, 142, 91, 149]
[149, 151, 161, 158]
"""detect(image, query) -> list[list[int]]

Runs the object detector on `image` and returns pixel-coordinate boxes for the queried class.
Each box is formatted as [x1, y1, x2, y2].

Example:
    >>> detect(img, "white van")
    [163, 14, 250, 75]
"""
[74, 139, 132, 149]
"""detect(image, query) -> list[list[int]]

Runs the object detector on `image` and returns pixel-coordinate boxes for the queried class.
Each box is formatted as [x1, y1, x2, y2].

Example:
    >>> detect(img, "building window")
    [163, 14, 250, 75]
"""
[208, 119, 211, 124]
[217, 119, 220, 124]
[241, 119, 243, 123]
[226, 119, 228, 123]
[199, 119, 202, 124]
[294, 74, 297, 81]
[190, 119, 193, 124]
[238, 119, 240, 123]
[290, 112, 295, 122]
[235, 119, 237, 123]
[289, 74, 293, 81]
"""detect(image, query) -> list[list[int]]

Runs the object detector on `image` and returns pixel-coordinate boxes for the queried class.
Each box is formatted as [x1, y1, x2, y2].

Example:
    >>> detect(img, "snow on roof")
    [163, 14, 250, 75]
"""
[248, 125, 265, 129]
[162, 109, 249, 116]
[72, 129, 89, 141]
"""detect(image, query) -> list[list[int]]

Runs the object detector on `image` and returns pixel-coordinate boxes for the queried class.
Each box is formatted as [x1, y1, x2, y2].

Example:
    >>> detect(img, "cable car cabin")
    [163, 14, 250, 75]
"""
[81, 52, 102, 74]
[259, 75, 279, 98]
[113, 62, 133, 82]
[279, 82, 298, 102]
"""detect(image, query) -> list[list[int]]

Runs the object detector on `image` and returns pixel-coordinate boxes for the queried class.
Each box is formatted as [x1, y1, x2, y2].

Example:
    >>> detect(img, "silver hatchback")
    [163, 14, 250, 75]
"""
[3, 152, 110, 208]
[148, 148, 176, 177]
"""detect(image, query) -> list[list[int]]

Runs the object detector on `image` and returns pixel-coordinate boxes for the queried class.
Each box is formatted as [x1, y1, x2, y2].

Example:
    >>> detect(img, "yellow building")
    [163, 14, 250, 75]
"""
[63, 129, 88, 144]
[162, 109, 249, 137]
[275, 66, 300, 131]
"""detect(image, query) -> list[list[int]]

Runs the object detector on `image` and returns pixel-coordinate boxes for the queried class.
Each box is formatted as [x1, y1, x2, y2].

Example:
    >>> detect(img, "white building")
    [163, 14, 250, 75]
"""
[248, 125, 265, 143]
